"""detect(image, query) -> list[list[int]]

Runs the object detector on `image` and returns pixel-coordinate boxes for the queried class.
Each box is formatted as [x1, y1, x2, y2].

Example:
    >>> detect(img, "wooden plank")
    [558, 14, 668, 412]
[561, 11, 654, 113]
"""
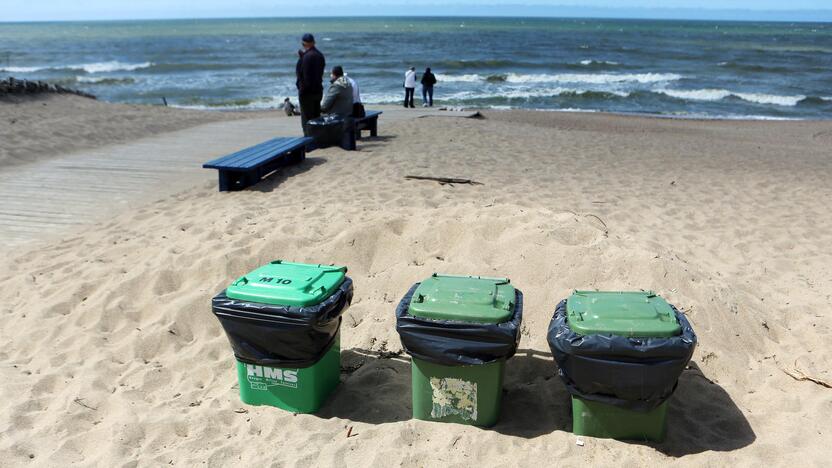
[206, 137, 295, 168]
[204, 137, 311, 169]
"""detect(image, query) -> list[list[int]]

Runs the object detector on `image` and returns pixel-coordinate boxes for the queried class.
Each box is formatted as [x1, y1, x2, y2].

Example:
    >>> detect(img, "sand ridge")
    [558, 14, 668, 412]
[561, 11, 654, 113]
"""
[0, 111, 830, 466]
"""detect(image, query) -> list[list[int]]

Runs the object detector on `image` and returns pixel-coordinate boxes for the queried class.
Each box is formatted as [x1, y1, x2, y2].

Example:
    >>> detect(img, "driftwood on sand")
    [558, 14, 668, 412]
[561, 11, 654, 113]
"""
[405, 175, 483, 186]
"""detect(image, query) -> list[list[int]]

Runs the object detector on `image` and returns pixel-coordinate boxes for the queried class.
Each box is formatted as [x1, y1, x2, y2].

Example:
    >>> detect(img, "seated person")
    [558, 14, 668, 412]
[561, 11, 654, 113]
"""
[283, 97, 299, 116]
[344, 72, 365, 118]
[321, 66, 353, 118]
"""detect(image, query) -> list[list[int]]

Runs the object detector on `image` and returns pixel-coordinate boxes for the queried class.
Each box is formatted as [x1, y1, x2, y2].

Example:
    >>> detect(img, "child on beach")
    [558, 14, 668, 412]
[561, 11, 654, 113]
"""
[283, 97, 299, 116]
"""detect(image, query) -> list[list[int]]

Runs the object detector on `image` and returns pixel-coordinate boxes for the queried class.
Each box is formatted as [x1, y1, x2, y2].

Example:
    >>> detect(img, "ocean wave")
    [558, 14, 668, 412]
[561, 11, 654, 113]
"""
[0, 61, 153, 74]
[716, 61, 791, 74]
[505, 73, 681, 84]
[362, 88, 630, 104]
[76, 76, 136, 85]
[659, 88, 807, 106]
[434, 73, 482, 82]
[436, 72, 681, 84]
[660, 89, 732, 101]
[171, 96, 282, 111]
[735, 92, 806, 107]
[579, 59, 619, 66]
[1, 66, 43, 73]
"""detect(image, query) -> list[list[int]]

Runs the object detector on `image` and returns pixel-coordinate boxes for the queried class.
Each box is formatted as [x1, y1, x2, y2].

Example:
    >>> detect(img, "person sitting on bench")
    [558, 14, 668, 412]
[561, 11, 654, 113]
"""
[344, 72, 365, 118]
[318, 65, 356, 149]
[321, 66, 353, 118]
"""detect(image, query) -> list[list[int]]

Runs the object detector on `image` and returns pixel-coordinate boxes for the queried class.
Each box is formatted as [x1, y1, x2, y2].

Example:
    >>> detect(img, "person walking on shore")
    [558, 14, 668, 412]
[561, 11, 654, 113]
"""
[296, 33, 326, 135]
[403, 67, 416, 108]
[421, 67, 436, 107]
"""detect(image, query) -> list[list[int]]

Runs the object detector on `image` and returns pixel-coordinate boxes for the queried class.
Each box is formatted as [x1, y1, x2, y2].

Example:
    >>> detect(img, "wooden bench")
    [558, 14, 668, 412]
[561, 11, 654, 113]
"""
[203, 136, 313, 191]
[354, 111, 382, 140]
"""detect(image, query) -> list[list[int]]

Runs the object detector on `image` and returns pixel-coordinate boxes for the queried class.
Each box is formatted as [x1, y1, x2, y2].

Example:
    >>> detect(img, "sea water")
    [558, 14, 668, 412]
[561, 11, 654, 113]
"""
[1, 17, 830, 119]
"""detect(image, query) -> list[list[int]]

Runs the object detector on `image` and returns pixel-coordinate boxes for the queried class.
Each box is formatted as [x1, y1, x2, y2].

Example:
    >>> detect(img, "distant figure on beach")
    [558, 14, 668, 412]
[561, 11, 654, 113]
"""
[344, 72, 365, 118]
[296, 33, 326, 135]
[403, 67, 417, 108]
[421, 67, 437, 107]
[321, 66, 354, 118]
[283, 97, 299, 116]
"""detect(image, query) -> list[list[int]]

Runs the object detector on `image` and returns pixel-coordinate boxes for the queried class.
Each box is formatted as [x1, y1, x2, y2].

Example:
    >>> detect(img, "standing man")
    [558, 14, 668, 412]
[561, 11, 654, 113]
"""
[296, 33, 326, 135]
[403, 67, 416, 108]
[420, 67, 437, 107]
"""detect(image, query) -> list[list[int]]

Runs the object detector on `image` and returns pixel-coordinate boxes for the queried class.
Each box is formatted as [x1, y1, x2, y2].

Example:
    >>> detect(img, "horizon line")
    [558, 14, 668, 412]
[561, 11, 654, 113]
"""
[3, 11, 832, 25]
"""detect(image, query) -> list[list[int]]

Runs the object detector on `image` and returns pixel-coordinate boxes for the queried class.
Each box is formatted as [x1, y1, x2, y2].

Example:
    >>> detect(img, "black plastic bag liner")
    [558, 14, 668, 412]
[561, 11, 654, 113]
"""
[548, 299, 696, 412]
[395, 283, 523, 366]
[212, 278, 353, 368]
[307, 114, 350, 148]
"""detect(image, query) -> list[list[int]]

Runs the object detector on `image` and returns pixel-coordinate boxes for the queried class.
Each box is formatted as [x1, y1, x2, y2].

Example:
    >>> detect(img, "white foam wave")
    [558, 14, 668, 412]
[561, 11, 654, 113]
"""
[579, 59, 619, 65]
[660, 88, 806, 106]
[734, 92, 805, 106]
[0, 61, 153, 74]
[75, 61, 153, 73]
[435, 72, 681, 85]
[362, 88, 630, 103]
[821, 96, 832, 102]
[505, 73, 682, 84]
[660, 89, 731, 101]
[0, 66, 43, 73]
[435, 73, 482, 83]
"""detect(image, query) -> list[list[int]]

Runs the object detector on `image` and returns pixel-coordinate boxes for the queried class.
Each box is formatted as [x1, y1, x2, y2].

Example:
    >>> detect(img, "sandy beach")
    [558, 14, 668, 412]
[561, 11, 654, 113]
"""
[1, 95, 830, 466]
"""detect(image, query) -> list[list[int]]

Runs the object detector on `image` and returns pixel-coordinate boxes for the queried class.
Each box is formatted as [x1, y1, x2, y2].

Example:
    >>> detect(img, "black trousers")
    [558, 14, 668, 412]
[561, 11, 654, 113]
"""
[404, 87, 415, 108]
[299, 91, 322, 136]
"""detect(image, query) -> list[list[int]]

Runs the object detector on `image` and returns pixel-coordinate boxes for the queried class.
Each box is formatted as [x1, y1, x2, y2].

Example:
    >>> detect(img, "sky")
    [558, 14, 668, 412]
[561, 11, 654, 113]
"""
[2, 0, 831, 22]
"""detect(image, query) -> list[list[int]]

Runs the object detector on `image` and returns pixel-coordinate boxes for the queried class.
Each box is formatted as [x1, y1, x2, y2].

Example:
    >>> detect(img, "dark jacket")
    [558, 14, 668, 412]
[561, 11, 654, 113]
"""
[421, 72, 437, 87]
[296, 47, 326, 96]
[321, 76, 354, 117]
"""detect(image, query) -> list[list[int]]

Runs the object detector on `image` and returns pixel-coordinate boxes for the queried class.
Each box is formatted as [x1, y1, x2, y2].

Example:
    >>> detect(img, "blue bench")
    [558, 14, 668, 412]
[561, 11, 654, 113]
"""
[355, 111, 382, 140]
[203, 136, 313, 191]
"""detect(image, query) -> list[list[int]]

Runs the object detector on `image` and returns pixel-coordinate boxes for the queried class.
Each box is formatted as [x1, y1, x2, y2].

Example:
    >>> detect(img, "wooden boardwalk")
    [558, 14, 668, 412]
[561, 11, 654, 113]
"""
[0, 108, 478, 249]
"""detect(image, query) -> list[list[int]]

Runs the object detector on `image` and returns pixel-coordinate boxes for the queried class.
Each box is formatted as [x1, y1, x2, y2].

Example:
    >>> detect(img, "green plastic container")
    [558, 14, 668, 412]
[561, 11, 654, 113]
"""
[566, 290, 680, 441]
[408, 274, 516, 427]
[226, 260, 347, 307]
[235, 333, 341, 413]
[225, 260, 346, 413]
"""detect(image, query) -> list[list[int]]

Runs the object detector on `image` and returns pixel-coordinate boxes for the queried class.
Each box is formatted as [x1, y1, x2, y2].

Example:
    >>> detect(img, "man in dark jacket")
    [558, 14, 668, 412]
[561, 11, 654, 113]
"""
[421, 67, 437, 107]
[296, 33, 326, 136]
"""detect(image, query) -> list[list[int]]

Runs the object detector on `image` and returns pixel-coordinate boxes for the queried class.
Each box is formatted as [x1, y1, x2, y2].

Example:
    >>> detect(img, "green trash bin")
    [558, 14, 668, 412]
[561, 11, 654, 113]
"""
[548, 290, 696, 442]
[212, 260, 353, 413]
[395, 274, 523, 427]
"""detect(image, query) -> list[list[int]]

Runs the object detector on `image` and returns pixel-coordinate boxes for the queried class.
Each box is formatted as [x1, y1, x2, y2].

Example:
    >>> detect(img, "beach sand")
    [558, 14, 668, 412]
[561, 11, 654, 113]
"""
[0, 98, 830, 466]
[0, 94, 263, 168]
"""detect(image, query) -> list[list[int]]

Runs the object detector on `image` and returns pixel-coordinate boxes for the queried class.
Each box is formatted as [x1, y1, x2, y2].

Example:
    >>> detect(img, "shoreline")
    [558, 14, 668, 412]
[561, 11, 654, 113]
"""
[167, 101, 826, 122]
[3, 95, 830, 171]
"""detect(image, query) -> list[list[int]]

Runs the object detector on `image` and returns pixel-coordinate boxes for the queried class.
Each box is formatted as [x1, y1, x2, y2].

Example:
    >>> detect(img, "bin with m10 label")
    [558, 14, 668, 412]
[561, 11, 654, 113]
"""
[395, 274, 523, 427]
[211, 260, 352, 413]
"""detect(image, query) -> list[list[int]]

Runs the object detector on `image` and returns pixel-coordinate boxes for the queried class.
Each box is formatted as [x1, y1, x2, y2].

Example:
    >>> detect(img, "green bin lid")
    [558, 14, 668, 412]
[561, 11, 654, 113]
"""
[566, 290, 681, 338]
[408, 274, 516, 324]
[225, 260, 347, 307]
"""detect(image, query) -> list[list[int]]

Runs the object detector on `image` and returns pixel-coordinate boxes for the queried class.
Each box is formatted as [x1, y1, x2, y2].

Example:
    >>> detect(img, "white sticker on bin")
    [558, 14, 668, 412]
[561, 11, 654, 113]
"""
[430, 377, 477, 421]
[246, 364, 298, 390]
